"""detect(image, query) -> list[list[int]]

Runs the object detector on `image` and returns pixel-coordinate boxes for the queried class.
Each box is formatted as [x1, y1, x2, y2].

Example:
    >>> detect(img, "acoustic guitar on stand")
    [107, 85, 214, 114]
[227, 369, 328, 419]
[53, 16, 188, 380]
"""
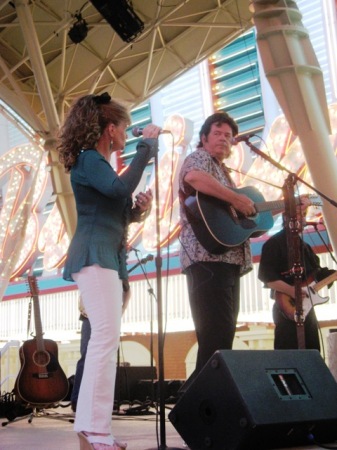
[14, 276, 69, 406]
[274, 271, 337, 321]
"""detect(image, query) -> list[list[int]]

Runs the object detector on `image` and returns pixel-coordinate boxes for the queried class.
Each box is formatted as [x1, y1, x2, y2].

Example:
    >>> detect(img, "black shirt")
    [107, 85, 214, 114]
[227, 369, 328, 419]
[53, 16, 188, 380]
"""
[258, 229, 320, 286]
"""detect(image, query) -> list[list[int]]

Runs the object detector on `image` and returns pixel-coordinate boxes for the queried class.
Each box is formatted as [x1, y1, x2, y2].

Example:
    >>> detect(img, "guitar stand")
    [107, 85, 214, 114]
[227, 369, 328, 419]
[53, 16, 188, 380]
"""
[2, 402, 74, 427]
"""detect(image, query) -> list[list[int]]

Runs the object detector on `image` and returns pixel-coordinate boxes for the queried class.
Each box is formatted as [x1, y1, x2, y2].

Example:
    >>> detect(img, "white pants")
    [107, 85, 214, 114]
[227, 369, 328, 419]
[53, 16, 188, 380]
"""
[72, 265, 123, 435]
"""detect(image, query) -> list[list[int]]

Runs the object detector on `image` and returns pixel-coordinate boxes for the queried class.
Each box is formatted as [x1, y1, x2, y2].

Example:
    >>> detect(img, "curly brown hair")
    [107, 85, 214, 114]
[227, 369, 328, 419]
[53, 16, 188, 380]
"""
[57, 93, 130, 172]
[197, 111, 238, 148]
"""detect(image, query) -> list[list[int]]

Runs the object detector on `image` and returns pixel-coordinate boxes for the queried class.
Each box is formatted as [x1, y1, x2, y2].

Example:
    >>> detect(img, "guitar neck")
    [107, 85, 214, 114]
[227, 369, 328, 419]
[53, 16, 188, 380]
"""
[33, 295, 44, 342]
[255, 195, 320, 213]
[255, 199, 285, 213]
[314, 271, 337, 292]
[28, 276, 45, 352]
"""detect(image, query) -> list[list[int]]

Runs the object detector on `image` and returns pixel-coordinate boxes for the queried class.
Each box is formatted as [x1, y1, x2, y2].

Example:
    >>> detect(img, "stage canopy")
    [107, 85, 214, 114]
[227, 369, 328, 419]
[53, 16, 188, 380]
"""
[0, 0, 253, 136]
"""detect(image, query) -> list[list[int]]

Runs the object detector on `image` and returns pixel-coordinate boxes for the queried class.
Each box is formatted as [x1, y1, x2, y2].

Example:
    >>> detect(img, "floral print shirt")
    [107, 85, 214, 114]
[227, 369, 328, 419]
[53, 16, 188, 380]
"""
[179, 147, 252, 275]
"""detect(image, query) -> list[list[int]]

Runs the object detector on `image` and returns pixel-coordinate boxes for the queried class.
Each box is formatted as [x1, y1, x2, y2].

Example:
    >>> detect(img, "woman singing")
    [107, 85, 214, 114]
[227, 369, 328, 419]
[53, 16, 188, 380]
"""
[57, 92, 160, 450]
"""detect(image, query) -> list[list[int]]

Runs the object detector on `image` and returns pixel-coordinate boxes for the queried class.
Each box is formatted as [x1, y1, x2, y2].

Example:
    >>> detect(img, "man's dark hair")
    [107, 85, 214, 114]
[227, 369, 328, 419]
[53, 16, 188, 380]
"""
[197, 111, 238, 148]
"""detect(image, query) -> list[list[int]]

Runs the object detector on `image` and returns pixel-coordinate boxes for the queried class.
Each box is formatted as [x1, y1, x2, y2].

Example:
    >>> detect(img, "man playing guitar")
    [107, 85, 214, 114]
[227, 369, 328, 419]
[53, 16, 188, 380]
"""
[258, 205, 335, 350]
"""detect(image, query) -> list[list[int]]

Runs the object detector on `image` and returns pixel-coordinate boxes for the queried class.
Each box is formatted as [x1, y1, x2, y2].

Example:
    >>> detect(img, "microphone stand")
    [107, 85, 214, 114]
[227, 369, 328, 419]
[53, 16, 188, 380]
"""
[147, 150, 183, 450]
[115, 254, 154, 415]
[130, 251, 158, 414]
[243, 137, 337, 348]
[242, 137, 337, 207]
[310, 223, 337, 264]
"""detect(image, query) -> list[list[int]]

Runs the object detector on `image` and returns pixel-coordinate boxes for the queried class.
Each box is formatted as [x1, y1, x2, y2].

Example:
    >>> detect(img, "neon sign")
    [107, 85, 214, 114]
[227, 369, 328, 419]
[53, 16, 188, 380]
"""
[0, 109, 334, 281]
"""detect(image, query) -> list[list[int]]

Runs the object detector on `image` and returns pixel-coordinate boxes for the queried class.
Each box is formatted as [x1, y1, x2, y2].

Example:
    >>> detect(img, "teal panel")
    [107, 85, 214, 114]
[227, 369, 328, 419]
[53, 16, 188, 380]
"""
[211, 30, 265, 136]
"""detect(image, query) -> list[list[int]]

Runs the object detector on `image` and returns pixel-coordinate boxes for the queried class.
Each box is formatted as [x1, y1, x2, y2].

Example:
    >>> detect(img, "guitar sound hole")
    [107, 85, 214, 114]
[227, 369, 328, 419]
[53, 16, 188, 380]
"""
[240, 217, 257, 229]
[33, 350, 51, 367]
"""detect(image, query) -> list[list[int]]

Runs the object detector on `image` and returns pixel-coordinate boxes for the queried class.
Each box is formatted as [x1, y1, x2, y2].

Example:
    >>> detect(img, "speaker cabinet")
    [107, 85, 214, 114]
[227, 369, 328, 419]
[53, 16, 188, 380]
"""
[168, 350, 337, 449]
[115, 366, 156, 403]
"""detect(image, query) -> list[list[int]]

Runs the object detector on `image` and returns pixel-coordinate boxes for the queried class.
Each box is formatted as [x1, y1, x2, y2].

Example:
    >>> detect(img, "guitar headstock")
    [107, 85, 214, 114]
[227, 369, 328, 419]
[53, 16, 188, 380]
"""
[304, 194, 323, 208]
[27, 275, 39, 297]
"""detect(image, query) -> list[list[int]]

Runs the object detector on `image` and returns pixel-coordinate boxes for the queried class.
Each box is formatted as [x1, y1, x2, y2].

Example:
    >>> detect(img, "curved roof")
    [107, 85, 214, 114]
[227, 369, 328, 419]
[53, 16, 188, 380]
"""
[0, 0, 253, 137]
[0, 0, 253, 240]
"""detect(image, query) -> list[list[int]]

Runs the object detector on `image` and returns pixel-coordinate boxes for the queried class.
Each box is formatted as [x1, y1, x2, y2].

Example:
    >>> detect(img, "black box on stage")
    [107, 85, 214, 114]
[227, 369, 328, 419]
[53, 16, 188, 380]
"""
[168, 350, 337, 450]
[134, 379, 156, 402]
[133, 378, 184, 403]
[115, 366, 156, 403]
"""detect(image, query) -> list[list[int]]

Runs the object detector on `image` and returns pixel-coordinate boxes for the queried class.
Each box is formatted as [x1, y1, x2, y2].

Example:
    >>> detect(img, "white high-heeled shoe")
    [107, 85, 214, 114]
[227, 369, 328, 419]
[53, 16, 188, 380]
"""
[78, 432, 127, 450]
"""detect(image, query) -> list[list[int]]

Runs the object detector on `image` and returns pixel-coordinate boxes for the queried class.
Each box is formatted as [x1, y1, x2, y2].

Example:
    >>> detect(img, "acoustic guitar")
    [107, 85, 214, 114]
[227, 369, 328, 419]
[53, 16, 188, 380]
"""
[15, 276, 69, 405]
[184, 186, 322, 254]
[274, 270, 337, 321]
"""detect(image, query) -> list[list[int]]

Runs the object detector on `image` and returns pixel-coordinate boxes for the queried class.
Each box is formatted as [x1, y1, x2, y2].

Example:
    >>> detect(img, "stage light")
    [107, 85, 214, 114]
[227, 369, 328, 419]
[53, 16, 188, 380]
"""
[90, 0, 144, 43]
[68, 13, 88, 44]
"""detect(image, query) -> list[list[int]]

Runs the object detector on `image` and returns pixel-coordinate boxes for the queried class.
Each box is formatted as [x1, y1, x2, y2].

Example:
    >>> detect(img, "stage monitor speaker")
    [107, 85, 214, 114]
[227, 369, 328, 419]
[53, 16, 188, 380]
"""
[168, 350, 337, 450]
[90, 0, 144, 43]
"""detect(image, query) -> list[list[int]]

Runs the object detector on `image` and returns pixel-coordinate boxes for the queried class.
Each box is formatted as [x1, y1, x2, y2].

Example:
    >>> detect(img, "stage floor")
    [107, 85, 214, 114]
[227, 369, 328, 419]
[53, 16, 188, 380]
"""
[0, 403, 186, 450]
[0, 403, 332, 450]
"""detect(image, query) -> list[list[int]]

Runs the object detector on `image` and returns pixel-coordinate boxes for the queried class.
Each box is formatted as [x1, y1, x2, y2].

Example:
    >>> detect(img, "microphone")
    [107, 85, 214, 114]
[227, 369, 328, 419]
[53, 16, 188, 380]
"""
[140, 254, 154, 264]
[231, 133, 256, 145]
[131, 127, 171, 137]
[127, 254, 154, 273]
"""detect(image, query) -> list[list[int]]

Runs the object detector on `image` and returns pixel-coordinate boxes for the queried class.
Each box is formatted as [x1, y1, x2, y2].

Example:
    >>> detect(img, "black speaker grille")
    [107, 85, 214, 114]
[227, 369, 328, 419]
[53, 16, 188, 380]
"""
[169, 350, 337, 450]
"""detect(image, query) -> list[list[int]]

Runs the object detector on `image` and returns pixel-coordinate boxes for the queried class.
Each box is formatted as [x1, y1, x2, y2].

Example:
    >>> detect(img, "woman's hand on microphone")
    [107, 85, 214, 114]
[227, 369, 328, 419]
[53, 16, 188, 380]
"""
[141, 124, 162, 139]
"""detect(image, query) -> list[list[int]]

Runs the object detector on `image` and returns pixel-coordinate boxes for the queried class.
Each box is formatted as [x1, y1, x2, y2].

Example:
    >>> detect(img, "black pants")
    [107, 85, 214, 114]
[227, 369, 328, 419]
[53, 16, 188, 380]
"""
[273, 302, 320, 351]
[185, 261, 241, 376]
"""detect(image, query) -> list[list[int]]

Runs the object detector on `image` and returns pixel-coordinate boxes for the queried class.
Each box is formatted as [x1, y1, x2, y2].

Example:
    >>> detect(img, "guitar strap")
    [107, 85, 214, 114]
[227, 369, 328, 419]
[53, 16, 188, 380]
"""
[179, 157, 235, 207]
[178, 187, 187, 210]
[219, 162, 235, 188]
[178, 187, 187, 203]
[283, 175, 306, 349]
